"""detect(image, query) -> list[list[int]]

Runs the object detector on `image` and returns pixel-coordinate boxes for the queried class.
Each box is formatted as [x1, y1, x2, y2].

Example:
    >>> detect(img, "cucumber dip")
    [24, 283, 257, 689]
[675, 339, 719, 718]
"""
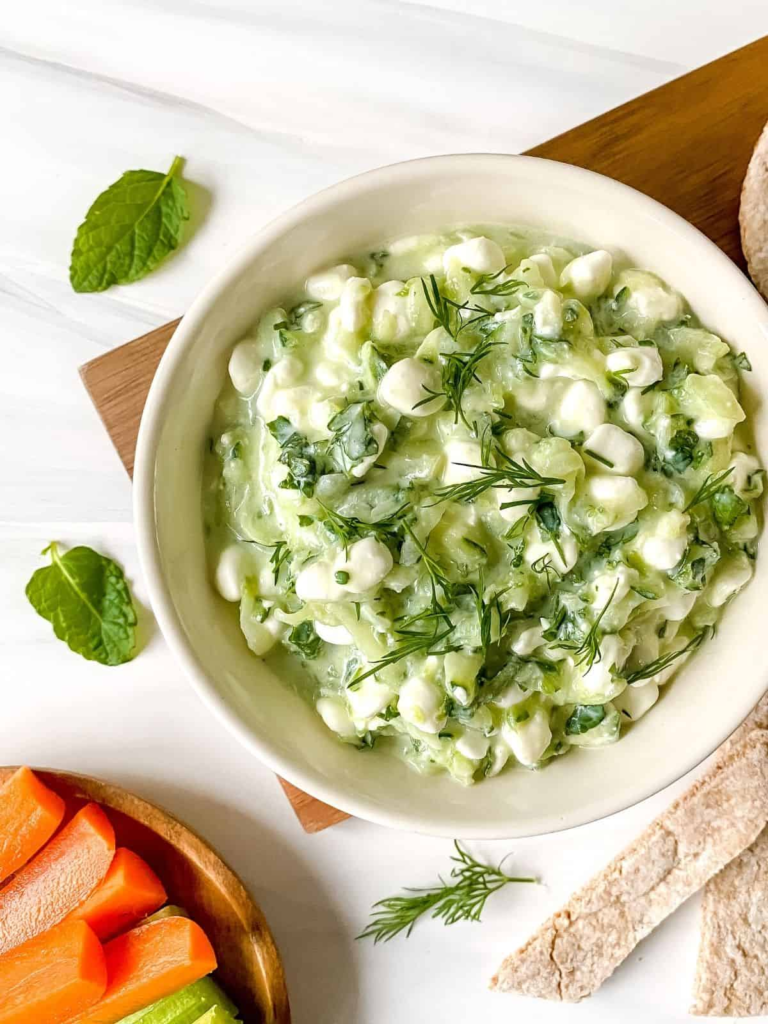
[203, 227, 761, 784]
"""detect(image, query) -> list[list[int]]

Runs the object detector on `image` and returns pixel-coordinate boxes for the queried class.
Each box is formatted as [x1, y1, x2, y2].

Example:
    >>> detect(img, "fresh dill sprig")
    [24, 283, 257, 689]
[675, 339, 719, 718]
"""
[432, 447, 565, 505]
[684, 467, 734, 512]
[414, 334, 505, 429]
[420, 275, 492, 340]
[546, 580, 619, 672]
[469, 264, 527, 297]
[357, 841, 537, 943]
[625, 629, 710, 684]
[350, 622, 458, 687]
[269, 541, 292, 585]
[317, 501, 410, 548]
[467, 573, 511, 652]
[530, 554, 562, 591]
[403, 522, 455, 609]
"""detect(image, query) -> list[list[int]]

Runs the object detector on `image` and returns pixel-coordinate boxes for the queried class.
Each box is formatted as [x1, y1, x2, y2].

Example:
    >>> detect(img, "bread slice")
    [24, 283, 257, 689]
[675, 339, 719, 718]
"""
[490, 731, 768, 1002]
[740, 120, 768, 300]
[690, 691, 768, 1016]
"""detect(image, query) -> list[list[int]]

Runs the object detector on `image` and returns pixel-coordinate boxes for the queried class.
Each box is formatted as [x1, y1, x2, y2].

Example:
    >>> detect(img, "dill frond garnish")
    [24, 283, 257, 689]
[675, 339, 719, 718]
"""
[358, 841, 537, 943]
[432, 447, 565, 505]
[545, 579, 619, 672]
[684, 467, 734, 512]
[625, 629, 710, 684]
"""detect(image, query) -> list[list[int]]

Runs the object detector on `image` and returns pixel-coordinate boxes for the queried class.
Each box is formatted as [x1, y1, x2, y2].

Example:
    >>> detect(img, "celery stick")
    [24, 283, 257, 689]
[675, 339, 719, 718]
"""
[116, 978, 239, 1024]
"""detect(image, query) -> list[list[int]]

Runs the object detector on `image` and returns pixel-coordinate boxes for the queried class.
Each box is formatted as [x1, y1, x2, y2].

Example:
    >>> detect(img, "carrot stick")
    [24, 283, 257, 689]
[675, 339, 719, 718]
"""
[0, 802, 115, 955]
[78, 917, 217, 1024]
[0, 767, 66, 884]
[0, 918, 106, 1024]
[66, 848, 167, 940]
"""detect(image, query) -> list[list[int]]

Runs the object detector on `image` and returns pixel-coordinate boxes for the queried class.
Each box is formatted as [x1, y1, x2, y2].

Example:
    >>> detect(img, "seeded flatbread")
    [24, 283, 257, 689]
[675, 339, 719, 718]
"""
[490, 731, 768, 1002]
[691, 690, 768, 1017]
[740, 120, 768, 300]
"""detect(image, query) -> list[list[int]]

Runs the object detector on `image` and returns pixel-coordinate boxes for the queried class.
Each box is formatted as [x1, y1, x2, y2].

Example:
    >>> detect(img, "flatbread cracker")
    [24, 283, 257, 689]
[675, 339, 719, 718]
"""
[691, 690, 768, 1016]
[692, 827, 768, 1016]
[490, 731, 768, 1002]
[740, 120, 768, 300]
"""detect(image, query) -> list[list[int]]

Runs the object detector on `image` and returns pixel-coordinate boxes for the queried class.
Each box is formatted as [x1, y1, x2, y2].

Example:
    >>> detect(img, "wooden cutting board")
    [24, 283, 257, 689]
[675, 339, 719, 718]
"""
[80, 36, 768, 833]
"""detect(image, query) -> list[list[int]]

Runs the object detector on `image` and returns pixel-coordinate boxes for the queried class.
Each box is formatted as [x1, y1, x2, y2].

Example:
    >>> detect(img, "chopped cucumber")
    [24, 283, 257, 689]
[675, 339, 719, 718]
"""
[116, 978, 239, 1024]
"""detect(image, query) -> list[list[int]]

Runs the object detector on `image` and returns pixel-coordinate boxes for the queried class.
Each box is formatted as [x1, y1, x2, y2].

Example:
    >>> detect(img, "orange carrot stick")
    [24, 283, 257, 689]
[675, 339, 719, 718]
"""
[66, 848, 167, 940]
[0, 802, 115, 955]
[0, 919, 106, 1024]
[78, 916, 217, 1024]
[0, 767, 66, 884]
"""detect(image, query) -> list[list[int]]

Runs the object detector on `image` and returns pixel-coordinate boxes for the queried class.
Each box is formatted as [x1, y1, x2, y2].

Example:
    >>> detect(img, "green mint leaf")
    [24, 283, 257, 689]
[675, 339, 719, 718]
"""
[26, 543, 137, 665]
[711, 486, 749, 530]
[287, 621, 323, 660]
[565, 704, 606, 735]
[70, 155, 189, 293]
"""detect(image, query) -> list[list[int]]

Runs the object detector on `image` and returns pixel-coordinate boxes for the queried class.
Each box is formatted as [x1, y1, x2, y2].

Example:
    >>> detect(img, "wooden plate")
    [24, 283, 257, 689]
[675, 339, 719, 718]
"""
[0, 767, 291, 1024]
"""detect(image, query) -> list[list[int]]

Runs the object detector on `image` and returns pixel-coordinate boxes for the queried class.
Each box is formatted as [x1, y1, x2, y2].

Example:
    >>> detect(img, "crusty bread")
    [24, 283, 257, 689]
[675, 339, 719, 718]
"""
[740, 120, 768, 300]
[491, 731, 768, 1002]
[690, 691, 768, 1016]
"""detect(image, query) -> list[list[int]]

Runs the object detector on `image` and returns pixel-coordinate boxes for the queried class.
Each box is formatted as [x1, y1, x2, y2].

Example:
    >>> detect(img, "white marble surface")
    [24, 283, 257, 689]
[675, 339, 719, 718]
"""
[3, 3, 768, 1022]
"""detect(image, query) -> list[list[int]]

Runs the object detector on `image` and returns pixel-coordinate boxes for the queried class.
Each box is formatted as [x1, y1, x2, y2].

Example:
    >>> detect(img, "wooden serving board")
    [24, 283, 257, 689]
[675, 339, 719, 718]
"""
[80, 36, 768, 833]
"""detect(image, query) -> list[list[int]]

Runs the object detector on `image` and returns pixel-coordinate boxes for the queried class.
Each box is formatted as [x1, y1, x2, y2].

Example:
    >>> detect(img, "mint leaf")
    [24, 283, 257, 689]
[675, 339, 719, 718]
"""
[565, 704, 606, 735]
[69, 155, 189, 293]
[26, 543, 137, 665]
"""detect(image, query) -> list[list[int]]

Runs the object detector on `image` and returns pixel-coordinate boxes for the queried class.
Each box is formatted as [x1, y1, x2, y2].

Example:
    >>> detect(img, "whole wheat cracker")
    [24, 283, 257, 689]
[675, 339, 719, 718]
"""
[490, 730, 768, 1003]
[740, 120, 768, 301]
[692, 826, 768, 1016]
[691, 690, 768, 1017]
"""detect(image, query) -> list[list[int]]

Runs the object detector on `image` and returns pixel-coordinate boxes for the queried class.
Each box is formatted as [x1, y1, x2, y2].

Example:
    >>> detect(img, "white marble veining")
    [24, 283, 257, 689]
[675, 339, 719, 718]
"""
[2, 3, 768, 1021]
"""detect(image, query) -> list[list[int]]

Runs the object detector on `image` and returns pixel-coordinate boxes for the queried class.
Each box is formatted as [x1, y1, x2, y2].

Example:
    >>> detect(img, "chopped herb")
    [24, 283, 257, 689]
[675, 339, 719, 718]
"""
[335, 570, 350, 585]
[298, 514, 315, 527]
[711, 486, 748, 530]
[547, 580, 619, 672]
[531, 554, 562, 590]
[370, 250, 389, 271]
[421, 274, 492, 340]
[583, 448, 614, 469]
[469, 264, 527, 297]
[685, 467, 734, 512]
[566, 704, 606, 734]
[625, 629, 710, 684]
[319, 501, 409, 548]
[414, 334, 504, 430]
[732, 352, 752, 372]
[285, 301, 322, 331]
[287, 621, 322, 660]
[327, 402, 379, 469]
[357, 841, 537, 943]
[350, 622, 458, 686]
[262, 358, 272, 371]
[269, 541, 291, 585]
[432, 448, 564, 505]
[664, 429, 698, 474]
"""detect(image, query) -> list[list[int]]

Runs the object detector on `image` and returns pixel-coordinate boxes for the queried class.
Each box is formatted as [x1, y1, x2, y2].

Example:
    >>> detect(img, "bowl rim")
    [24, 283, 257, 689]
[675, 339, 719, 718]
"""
[134, 152, 768, 838]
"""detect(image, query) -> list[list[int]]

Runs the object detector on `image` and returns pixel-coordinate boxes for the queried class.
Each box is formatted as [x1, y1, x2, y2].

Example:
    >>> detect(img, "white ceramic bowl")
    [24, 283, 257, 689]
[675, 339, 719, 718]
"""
[135, 154, 768, 838]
